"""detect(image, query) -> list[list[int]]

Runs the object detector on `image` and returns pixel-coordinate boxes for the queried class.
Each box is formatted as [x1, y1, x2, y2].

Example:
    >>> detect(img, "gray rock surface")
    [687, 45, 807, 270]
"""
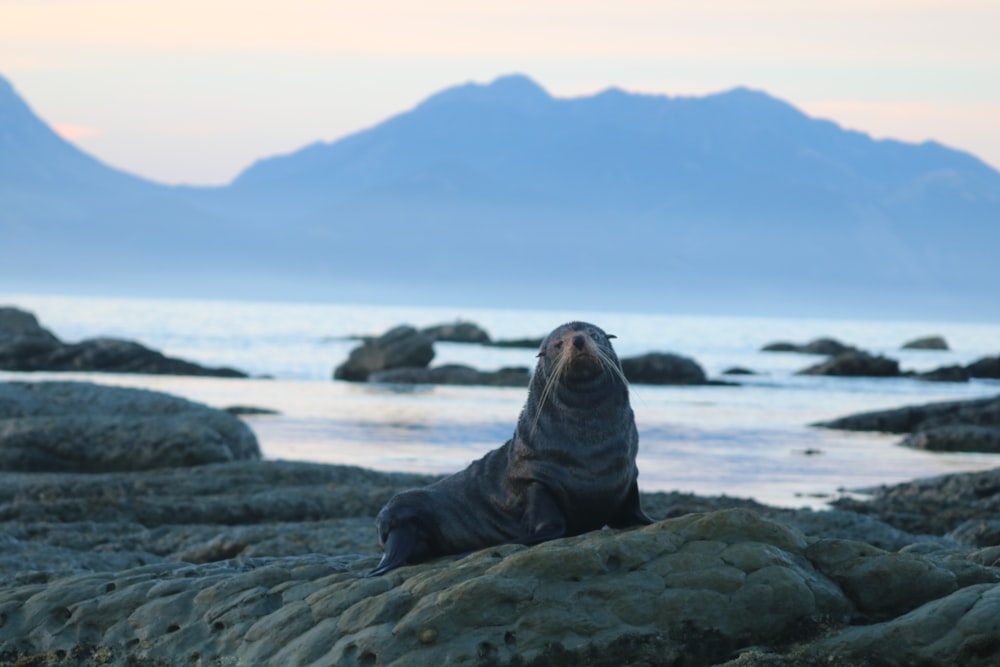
[333, 325, 436, 381]
[2, 507, 998, 666]
[0, 381, 260, 472]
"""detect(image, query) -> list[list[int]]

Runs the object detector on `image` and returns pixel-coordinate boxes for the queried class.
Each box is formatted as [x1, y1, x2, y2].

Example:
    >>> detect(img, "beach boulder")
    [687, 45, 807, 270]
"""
[797, 351, 900, 377]
[0, 381, 260, 472]
[902, 335, 950, 350]
[333, 325, 435, 381]
[761, 337, 858, 355]
[420, 320, 491, 344]
[967, 356, 1000, 379]
[620, 352, 708, 385]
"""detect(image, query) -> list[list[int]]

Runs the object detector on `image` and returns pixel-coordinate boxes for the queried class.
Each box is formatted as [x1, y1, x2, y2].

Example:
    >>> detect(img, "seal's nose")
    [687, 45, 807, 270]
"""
[573, 334, 586, 349]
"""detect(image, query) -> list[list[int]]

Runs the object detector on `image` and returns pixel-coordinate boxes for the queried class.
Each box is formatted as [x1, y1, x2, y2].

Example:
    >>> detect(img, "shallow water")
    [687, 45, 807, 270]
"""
[4, 293, 999, 509]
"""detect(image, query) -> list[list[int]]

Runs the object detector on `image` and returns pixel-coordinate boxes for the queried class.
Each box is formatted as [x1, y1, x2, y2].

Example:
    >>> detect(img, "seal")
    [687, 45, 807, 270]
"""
[367, 321, 654, 576]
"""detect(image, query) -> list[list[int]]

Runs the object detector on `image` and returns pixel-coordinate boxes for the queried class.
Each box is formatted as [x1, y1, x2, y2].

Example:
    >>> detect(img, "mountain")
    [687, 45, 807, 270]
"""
[2, 73, 999, 319]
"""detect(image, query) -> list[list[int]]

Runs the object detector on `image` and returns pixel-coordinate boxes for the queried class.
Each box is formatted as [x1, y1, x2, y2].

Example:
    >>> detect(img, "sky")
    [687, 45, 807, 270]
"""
[2, 1, 998, 186]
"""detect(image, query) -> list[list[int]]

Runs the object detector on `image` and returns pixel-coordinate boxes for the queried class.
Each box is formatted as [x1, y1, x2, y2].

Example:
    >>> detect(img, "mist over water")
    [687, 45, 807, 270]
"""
[4, 293, 999, 509]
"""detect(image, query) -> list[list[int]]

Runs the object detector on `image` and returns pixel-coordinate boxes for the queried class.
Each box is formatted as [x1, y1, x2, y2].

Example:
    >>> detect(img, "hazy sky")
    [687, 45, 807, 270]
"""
[2, 1, 998, 185]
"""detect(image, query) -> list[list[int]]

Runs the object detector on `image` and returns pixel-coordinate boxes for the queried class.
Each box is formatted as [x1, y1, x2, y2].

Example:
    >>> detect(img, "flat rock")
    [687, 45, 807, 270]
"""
[0, 381, 260, 472]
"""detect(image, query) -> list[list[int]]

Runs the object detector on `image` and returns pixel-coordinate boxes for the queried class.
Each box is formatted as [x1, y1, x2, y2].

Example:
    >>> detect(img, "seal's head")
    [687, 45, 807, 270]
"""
[536, 321, 625, 383]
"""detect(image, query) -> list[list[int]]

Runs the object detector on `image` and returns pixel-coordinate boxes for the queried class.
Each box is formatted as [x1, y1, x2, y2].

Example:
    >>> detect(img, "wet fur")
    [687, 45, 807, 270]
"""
[368, 321, 653, 576]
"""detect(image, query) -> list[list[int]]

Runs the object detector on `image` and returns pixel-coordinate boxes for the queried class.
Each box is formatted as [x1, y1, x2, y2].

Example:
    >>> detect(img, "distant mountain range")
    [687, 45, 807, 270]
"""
[2, 73, 998, 320]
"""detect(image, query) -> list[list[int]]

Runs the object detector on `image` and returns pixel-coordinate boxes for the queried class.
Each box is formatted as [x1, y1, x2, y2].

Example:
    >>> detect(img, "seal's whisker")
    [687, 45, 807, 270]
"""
[596, 346, 629, 387]
[530, 352, 566, 437]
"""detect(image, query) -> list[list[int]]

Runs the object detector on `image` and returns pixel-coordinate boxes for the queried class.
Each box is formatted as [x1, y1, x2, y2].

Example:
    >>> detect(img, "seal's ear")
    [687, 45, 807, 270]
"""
[536, 351, 545, 358]
[607, 334, 617, 340]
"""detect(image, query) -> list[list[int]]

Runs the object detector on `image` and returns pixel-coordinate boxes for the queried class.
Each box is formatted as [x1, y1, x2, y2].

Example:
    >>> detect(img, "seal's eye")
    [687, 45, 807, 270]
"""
[554, 341, 564, 350]
[590, 332, 602, 342]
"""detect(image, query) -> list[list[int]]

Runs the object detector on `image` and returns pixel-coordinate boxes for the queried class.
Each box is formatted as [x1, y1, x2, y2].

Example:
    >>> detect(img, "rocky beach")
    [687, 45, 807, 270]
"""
[2, 385, 1000, 665]
[3, 302, 1000, 665]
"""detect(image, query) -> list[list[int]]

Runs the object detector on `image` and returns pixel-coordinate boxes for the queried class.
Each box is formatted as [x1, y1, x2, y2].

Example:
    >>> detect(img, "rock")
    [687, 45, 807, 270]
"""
[620, 352, 708, 385]
[369, 364, 530, 387]
[420, 321, 491, 344]
[917, 364, 970, 382]
[967, 355, 1000, 379]
[902, 335, 950, 350]
[761, 338, 857, 355]
[900, 425, 1000, 453]
[0, 381, 260, 472]
[0, 509, 861, 666]
[830, 466, 1000, 545]
[333, 325, 436, 382]
[486, 337, 545, 349]
[0, 306, 59, 342]
[41, 337, 247, 376]
[816, 394, 1000, 434]
[0, 306, 247, 377]
[799, 583, 1000, 667]
[723, 366, 757, 375]
[797, 351, 900, 377]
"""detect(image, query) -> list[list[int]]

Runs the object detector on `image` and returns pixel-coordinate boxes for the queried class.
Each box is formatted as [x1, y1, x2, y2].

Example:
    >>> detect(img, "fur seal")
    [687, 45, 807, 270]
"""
[367, 321, 653, 576]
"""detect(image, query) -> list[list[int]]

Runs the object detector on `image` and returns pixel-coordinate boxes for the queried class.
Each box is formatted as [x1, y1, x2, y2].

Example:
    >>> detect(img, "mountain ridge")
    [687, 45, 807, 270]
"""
[1, 72, 998, 320]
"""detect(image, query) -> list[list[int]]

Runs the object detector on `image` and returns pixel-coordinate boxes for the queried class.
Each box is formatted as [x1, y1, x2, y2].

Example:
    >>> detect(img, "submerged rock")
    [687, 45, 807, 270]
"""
[967, 355, 1000, 379]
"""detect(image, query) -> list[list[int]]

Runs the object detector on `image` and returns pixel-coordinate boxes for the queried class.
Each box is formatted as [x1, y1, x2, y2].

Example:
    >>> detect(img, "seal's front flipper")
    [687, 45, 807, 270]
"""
[366, 522, 420, 577]
[609, 481, 655, 528]
[514, 481, 567, 546]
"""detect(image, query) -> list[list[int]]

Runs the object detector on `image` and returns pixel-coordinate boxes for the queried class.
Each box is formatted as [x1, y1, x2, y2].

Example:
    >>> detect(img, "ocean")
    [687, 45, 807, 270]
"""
[3, 293, 999, 509]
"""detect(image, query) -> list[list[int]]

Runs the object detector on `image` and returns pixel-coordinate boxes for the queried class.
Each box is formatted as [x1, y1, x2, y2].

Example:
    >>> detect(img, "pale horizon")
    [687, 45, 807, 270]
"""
[2, 1, 998, 185]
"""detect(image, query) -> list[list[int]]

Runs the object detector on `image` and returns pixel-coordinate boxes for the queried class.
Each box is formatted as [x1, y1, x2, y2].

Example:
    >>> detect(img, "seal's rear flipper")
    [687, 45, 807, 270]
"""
[366, 523, 420, 577]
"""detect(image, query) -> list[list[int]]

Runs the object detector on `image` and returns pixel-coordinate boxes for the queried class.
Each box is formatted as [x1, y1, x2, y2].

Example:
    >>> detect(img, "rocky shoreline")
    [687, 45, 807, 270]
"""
[3, 380, 1000, 665]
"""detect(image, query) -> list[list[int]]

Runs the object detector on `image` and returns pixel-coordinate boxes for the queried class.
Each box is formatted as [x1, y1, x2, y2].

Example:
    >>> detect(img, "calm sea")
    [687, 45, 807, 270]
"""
[3, 293, 999, 509]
